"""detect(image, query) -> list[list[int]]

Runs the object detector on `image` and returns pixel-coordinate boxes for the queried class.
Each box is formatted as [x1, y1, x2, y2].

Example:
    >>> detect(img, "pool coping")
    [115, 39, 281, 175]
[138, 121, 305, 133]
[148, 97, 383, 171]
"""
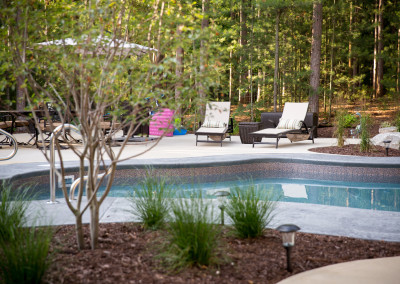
[1, 152, 400, 182]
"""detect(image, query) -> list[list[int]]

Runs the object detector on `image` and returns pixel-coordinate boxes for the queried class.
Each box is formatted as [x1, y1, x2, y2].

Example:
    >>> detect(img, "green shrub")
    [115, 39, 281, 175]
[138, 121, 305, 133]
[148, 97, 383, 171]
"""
[128, 171, 172, 230]
[225, 184, 276, 238]
[380, 121, 393, 128]
[0, 182, 30, 242]
[0, 226, 53, 284]
[359, 114, 372, 152]
[161, 194, 222, 270]
[342, 113, 358, 128]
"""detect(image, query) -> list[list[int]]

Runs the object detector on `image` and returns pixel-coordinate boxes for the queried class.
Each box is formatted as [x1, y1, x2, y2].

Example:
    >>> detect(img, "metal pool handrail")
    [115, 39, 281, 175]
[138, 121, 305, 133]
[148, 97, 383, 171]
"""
[48, 123, 112, 204]
[69, 167, 112, 201]
[0, 128, 18, 161]
[49, 123, 81, 204]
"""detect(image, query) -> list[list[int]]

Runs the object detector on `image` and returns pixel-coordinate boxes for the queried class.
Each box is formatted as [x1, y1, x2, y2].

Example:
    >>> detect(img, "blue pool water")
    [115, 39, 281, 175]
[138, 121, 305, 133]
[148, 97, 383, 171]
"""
[47, 178, 400, 212]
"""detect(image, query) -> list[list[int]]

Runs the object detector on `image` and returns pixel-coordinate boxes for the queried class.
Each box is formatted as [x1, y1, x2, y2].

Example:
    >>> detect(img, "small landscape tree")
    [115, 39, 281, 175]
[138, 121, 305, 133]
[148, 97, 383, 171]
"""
[2, 0, 219, 249]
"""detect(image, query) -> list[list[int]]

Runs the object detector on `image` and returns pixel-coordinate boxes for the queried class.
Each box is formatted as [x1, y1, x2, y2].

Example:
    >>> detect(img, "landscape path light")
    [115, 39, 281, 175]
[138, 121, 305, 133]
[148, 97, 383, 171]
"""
[214, 190, 230, 225]
[276, 224, 300, 272]
[383, 140, 391, 156]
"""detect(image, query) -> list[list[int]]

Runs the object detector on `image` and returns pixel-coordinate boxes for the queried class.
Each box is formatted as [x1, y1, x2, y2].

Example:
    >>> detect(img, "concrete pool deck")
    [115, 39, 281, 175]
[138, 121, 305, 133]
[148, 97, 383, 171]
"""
[1, 133, 400, 240]
[1, 133, 400, 283]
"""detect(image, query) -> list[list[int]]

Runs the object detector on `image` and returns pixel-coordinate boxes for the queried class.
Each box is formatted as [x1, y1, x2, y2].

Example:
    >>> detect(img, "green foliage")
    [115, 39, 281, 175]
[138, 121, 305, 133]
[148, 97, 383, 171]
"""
[128, 171, 172, 230]
[225, 184, 276, 239]
[0, 182, 30, 242]
[161, 194, 222, 270]
[342, 113, 358, 128]
[380, 121, 393, 128]
[395, 111, 400, 132]
[333, 110, 348, 147]
[0, 182, 53, 284]
[359, 114, 372, 153]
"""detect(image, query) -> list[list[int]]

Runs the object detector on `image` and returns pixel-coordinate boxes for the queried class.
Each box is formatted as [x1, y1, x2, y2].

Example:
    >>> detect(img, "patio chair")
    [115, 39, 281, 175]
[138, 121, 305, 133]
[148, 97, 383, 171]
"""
[250, 102, 314, 148]
[195, 101, 231, 147]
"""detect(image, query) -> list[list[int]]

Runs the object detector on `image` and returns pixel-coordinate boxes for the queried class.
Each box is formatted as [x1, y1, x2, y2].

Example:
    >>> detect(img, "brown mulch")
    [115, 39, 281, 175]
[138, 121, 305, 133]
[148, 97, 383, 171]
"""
[311, 125, 400, 157]
[44, 223, 400, 284]
[309, 144, 400, 157]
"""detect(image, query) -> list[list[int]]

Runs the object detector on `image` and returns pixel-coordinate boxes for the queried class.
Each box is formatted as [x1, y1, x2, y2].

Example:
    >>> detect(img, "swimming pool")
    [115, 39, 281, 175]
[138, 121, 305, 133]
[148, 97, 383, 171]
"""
[39, 177, 400, 212]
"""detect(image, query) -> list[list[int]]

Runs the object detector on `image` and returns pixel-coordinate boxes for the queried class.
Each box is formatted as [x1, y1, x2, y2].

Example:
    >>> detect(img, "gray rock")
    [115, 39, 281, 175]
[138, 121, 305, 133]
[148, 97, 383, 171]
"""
[371, 132, 400, 150]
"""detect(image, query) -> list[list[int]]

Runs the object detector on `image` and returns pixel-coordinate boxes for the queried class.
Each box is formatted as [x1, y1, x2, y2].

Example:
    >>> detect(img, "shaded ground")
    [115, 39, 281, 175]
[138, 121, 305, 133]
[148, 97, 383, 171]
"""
[44, 223, 400, 284]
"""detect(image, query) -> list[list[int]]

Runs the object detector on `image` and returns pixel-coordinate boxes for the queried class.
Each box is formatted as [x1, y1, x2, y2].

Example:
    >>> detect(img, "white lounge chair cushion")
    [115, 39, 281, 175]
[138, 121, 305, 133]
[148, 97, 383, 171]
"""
[196, 126, 227, 134]
[252, 128, 292, 135]
[202, 120, 227, 128]
[276, 118, 302, 130]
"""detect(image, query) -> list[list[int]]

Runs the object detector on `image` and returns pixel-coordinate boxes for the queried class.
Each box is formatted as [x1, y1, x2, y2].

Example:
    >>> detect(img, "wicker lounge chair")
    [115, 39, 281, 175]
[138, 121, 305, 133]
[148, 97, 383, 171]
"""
[250, 102, 314, 148]
[195, 101, 231, 147]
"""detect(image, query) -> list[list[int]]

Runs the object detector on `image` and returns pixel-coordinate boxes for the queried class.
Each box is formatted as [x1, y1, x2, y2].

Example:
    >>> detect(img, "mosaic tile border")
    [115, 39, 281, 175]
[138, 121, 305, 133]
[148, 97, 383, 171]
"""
[10, 160, 400, 191]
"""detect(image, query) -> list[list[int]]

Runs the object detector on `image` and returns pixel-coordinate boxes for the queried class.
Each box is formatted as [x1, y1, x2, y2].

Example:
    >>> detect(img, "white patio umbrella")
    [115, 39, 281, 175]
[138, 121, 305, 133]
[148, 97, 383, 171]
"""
[36, 35, 157, 56]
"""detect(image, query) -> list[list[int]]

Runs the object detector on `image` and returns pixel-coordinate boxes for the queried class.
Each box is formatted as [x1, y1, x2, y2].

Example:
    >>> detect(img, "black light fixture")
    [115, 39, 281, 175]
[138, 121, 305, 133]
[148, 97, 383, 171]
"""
[214, 190, 230, 225]
[276, 224, 300, 272]
[383, 140, 391, 156]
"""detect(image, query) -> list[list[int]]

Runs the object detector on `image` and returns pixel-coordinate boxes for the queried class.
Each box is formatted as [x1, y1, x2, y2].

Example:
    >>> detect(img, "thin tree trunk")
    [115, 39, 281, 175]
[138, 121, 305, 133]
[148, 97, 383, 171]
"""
[239, 0, 248, 103]
[147, 0, 161, 62]
[329, 1, 336, 122]
[376, 0, 384, 97]
[90, 201, 99, 249]
[75, 214, 85, 250]
[16, 8, 27, 111]
[199, 0, 209, 116]
[249, 0, 254, 120]
[175, 23, 184, 116]
[309, 2, 323, 114]
[373, 0, 378, 98]
[323, 15, 328, 113]
[273, 10, 280, 112]
[256, 6, 262, 103]
[229, 50, 232, 101]
[348, 0, 353, 99]
[397, 28, 400, 95]
[155, 1, 165, 63]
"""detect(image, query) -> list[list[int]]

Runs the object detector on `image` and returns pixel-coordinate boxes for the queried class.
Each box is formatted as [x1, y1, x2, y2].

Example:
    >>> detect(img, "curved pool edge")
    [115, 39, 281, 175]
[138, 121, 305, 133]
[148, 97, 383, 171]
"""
[1, 153, 400, 182]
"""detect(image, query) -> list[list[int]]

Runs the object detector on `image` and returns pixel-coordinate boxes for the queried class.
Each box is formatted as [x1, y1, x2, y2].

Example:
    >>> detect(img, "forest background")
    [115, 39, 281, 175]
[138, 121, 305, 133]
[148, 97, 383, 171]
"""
[1, 0, 399, 125]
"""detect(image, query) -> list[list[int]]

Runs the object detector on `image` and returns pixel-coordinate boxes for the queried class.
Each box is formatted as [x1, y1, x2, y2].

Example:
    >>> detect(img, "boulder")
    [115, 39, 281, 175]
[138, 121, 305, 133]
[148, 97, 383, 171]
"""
[379, 126, 397, 134]
[371, 132, 400, 150]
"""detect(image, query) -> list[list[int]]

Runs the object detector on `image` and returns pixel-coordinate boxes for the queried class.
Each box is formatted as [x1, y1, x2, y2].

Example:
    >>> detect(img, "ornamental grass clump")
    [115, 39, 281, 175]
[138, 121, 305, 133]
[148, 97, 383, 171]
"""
[225, 184, 276, 238]
[395, 111, 400, 132]
[0, 182, 30, 242]
[334, 110, 348, 147]
[0, 226, 53, 284]
[359, 114, 372, 152]
[0, 182, 53, 284]
[128, 171, 172, 230]
[161, 194, 222, 270]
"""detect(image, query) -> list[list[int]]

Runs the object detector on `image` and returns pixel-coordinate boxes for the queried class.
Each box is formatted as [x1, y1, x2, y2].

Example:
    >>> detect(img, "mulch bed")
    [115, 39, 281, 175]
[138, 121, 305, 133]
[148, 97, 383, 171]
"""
[312, 125, 400, 157]
[309, 144, 400, 157]
[44, 223, 400, 284]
